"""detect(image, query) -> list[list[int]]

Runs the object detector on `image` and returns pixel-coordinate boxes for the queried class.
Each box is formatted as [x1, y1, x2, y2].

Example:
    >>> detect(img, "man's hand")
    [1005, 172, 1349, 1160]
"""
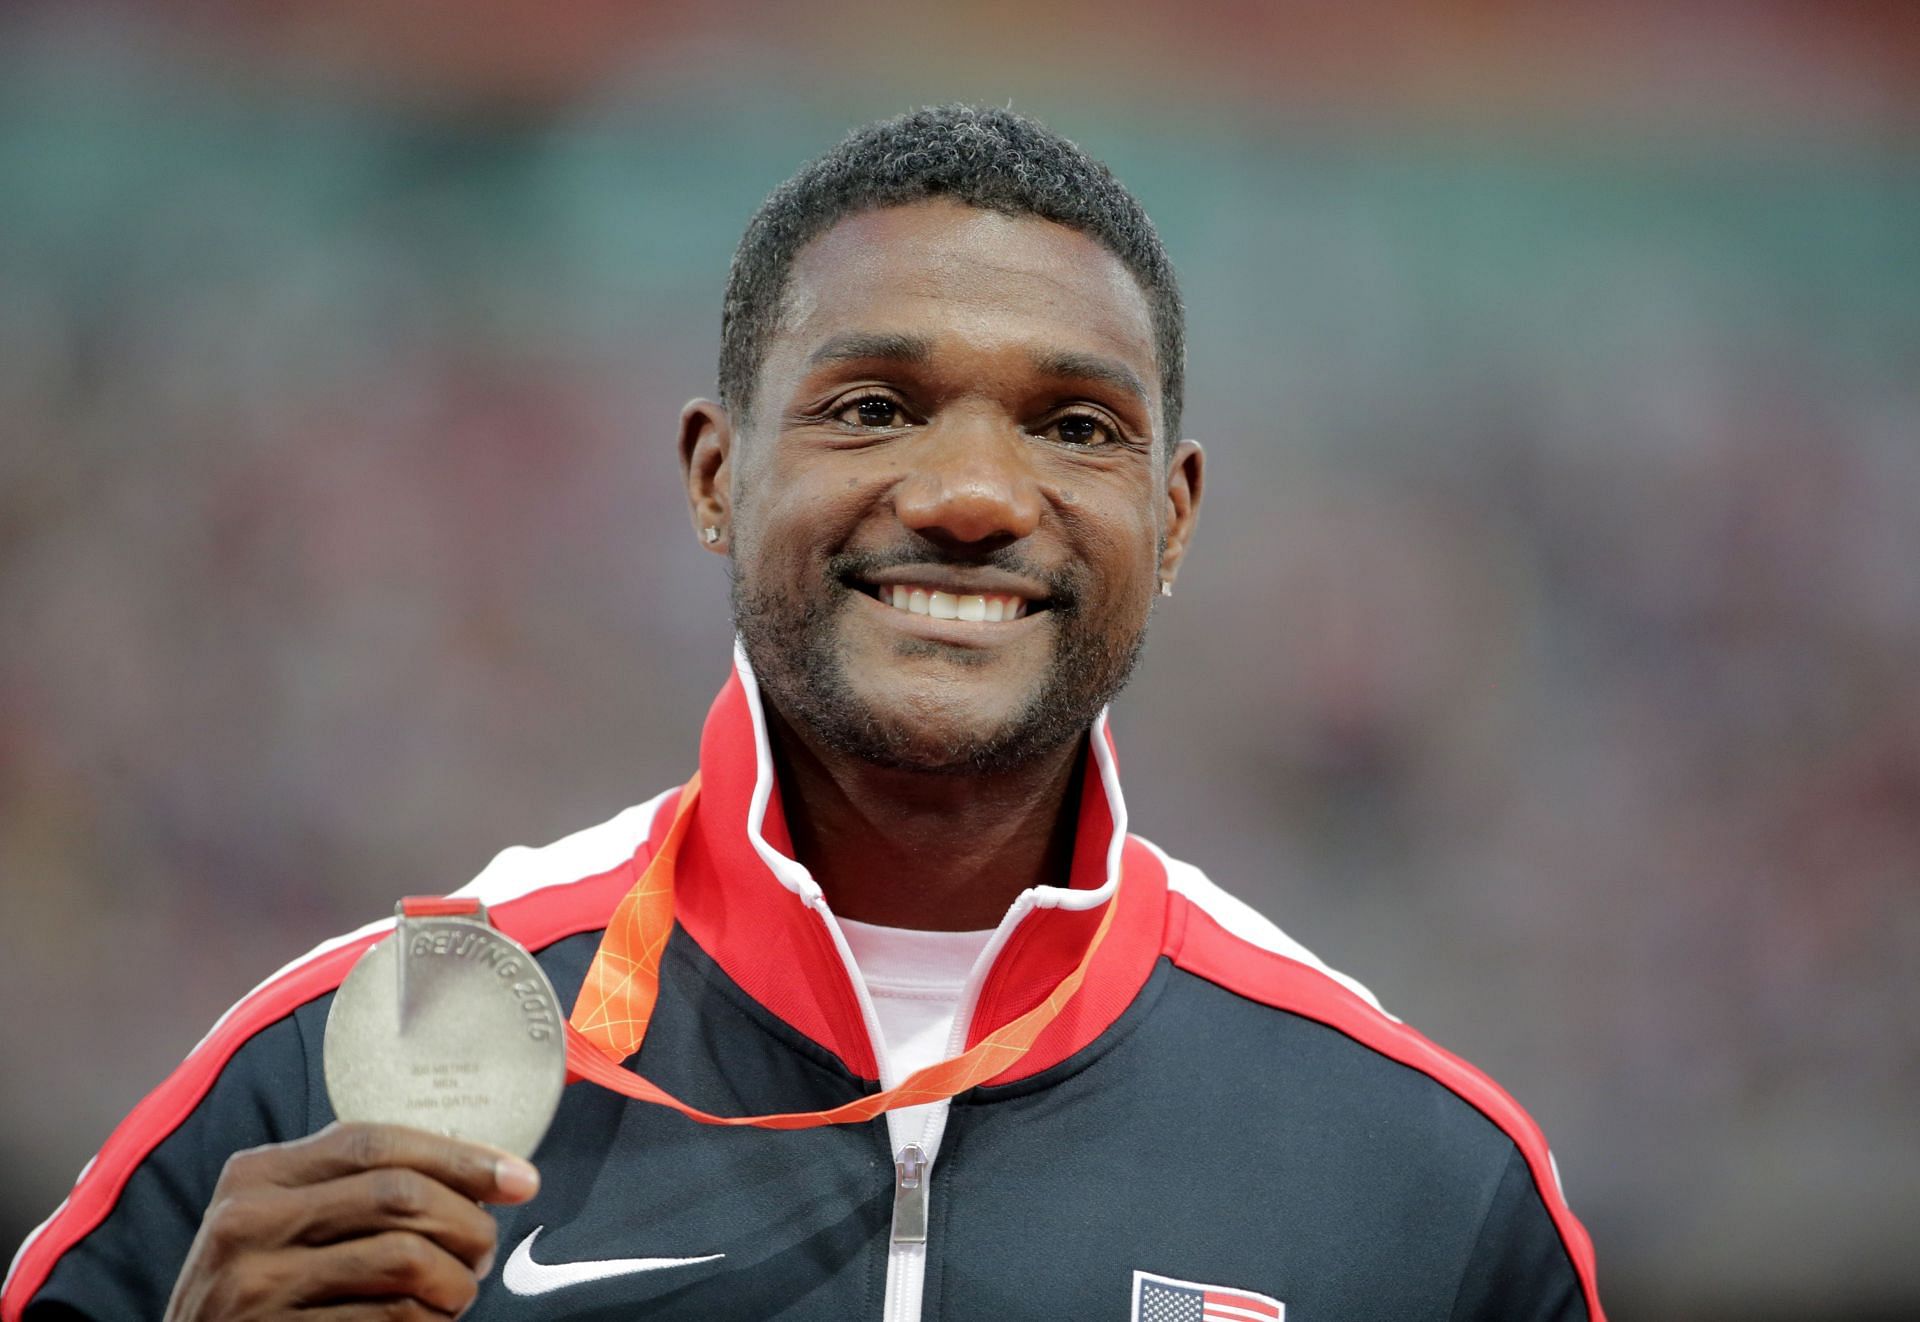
[163, 1122, 541, 1321]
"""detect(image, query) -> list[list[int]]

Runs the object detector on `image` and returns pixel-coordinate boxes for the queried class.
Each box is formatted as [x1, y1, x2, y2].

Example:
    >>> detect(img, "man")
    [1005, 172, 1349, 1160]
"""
[5, 106, 1603, 1320]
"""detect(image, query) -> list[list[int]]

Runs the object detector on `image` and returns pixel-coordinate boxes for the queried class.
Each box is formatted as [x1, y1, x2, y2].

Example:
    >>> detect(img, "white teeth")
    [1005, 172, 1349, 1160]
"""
[875, 585, 1032, 622]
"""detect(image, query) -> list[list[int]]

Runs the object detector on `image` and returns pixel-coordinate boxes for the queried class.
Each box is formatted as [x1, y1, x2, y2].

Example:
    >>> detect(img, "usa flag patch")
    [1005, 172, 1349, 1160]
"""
[1131, 1269, 1285, 1321]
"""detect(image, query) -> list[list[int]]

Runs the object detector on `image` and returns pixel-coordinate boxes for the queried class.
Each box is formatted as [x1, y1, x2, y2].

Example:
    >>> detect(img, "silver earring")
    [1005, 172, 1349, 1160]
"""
[1159, 579, 1173, 598]
[702, 526, 721, 545]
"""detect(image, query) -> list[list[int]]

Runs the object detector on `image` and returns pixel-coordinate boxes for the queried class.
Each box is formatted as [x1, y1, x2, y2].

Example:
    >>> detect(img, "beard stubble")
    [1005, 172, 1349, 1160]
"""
[730, 547, 1148, 776]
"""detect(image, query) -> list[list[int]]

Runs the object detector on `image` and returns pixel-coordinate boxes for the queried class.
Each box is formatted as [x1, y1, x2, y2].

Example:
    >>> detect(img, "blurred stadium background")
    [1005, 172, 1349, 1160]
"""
[3, 2, 1917, 1316]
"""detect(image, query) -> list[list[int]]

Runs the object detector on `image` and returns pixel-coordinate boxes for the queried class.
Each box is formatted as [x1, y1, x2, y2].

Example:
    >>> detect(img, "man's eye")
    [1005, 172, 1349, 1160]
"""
[839, 397, 906, 428]
[1050, 414, 1113, 447]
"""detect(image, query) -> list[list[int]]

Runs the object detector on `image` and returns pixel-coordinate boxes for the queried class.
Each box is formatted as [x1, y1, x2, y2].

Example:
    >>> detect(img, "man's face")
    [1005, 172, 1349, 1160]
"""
[686, 199, 1201, 774]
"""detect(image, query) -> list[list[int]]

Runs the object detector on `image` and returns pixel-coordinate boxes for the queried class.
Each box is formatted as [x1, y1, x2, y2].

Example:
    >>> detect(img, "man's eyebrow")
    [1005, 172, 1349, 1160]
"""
[807, 331, 936, 367]
[1030, 349, 1150, 409]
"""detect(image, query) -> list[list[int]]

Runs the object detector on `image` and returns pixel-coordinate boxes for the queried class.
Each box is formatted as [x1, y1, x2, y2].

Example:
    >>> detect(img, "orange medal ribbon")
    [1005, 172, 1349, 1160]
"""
[564, 772, 1119, 1128]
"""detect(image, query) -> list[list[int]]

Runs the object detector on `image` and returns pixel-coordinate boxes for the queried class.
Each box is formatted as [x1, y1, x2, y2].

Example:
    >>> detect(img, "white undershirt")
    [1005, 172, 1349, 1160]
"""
[836, 917, 996, 1157]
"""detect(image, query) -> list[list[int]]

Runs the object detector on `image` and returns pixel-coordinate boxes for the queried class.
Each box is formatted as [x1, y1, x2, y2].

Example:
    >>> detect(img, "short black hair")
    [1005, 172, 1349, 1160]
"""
[718, 104, 1186, 441]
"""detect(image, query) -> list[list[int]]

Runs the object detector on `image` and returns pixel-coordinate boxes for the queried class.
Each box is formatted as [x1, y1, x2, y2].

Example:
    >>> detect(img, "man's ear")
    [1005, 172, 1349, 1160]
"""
[679, 399, 735, 555]
[1156, 438, 1205, 591]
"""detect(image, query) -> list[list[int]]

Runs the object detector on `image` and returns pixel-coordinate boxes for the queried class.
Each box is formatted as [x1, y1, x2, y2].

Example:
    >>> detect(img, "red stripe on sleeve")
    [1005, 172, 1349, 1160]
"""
[2, 939, 373, 1319]
[1, 853, 648, 1320]
[1169, 894, 1605, 1321]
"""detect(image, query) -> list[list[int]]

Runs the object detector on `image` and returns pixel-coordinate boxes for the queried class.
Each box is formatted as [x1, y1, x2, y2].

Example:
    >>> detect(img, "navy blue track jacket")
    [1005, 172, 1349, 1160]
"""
[6, 655, 1604, 1320]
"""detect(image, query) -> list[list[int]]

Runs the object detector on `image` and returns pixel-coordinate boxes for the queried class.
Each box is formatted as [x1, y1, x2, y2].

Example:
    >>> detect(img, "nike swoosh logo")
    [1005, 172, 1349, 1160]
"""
[500, 1225, 725, 1296]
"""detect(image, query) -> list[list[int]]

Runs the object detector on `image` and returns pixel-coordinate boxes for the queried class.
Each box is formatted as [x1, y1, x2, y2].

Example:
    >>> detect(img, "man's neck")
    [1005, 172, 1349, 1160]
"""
[762, 706, 1086, 932]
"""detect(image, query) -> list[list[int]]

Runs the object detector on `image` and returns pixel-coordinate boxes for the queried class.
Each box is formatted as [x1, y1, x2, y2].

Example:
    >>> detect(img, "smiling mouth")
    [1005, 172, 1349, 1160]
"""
[858, 583, 1042, 623]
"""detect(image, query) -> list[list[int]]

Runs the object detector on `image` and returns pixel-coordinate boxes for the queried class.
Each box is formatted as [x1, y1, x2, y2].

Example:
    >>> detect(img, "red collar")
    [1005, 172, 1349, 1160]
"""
[659, 649, 1168, 1086]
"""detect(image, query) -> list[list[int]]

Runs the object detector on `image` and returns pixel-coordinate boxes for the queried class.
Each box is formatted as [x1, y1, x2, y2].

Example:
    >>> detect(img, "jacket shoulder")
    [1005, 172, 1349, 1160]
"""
[2, 788, 677, 1322]
[456, 787, 677, 929]
[1147, 839, 1389, 1012]
[1143, 839, 1604, 1320]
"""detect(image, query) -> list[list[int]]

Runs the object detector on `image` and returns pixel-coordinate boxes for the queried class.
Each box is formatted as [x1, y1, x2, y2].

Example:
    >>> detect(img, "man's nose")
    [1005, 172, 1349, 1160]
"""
[892, 415, 1044, 550]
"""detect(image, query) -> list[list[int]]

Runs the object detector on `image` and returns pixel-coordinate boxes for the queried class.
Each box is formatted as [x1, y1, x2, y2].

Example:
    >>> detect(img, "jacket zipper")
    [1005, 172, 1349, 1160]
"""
[883, 1142, 932, 1322]
[811, 896, 1038, 1322]
[879, 897, 1033, 1321]
[891, 1144, 930, 1242]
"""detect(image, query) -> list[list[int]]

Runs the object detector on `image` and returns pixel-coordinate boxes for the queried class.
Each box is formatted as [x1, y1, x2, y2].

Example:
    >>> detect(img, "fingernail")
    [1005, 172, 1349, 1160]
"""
[477, 1247, 497, 1277]
[495, 1155, 540, 1199]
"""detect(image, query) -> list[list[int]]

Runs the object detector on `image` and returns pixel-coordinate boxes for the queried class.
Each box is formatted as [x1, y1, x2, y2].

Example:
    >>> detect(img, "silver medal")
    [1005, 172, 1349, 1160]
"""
[323, 904, 566, 1158]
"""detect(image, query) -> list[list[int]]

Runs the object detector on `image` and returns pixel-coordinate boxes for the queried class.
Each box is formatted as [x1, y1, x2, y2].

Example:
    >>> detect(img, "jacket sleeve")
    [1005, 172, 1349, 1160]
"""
[1447, 1144, 1592, 1322]
[8, 1012, 318, 1321]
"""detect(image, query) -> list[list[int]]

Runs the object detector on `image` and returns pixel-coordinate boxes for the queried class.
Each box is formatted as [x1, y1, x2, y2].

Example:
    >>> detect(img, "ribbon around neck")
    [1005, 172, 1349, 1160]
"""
[564, 772, 1120, 1129]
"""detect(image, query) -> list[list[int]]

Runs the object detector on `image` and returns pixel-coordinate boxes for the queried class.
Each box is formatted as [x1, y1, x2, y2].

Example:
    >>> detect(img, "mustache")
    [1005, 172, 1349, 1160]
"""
[827, 543, 1081, 609]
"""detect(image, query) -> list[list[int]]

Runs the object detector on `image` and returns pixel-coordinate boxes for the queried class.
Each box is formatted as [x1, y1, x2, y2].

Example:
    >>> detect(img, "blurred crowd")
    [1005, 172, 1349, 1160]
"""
[3, 5, 1917, 1318]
